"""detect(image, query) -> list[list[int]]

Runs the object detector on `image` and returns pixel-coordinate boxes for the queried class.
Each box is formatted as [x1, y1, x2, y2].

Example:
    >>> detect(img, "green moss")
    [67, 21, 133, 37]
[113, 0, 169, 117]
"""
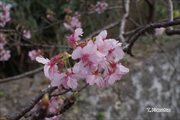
[96, 112, 105, 120]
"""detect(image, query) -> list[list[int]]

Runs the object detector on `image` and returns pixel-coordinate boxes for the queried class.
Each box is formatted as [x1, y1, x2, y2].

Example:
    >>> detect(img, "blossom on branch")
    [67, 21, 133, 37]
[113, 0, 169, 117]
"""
[0, 49, 10, 61]
[0, 1, 12, 27]
[64, 13, 81, 31]
[67, 28, 83, 48]
[37, 28, 129, 89]
[95, 1, 108, 14]
[28, 49, 42, 61]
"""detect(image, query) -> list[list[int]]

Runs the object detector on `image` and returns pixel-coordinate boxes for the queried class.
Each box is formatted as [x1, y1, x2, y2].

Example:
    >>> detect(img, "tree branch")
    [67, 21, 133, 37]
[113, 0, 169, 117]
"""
[119, 0, 130, 42]
[166, 0, 174, 22]
[125, 19, 180, 56]
[166, 29, 180, 35]
[0, 67, 43, 84]
[8, 86, 57, 120]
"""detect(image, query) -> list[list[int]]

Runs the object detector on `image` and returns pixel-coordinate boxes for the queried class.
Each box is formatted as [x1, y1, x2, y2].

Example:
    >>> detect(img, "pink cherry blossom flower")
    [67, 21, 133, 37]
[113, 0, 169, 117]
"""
[36, 55, 60, 82]
[105, 62, 129, 85]
[95, 1, 108, 14]
[67, 28, 83, 47]
[70, 17, 81, 28]
[28, 49, 42, 61]
[0, 1, 11, 27]
[0, 49, 11, 61]
[86, 69, 103, 86]
[64, 14, 81, 31]
[52, 69, 78, 89]
[105, 39, 124, 62]
[95, 30, 111, 56]
[48, 97, 63, 113]
[22, 30, 32, 39]
[36, 55, 78, 89]
[72, 40, 103, 65]
[95, 31, 124, 61]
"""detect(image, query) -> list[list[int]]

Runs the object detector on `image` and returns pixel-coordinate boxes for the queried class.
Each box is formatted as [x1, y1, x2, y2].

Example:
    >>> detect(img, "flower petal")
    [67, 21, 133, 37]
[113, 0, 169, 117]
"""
[72, 47, 82, 60]
[36, 56, 49, 64]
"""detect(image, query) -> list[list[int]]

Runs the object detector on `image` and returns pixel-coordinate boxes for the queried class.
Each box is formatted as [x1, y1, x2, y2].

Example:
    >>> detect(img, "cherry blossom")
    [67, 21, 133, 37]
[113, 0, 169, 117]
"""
[95, 1, 108, 14]
[67, 28, 83, 47]
[104, 62, 129, 86]
[51, 68, 79, 89]
[48, 97, 63, 113]
[22, 30, 32, 39]
[0, 49, 11, 61]
[36, 55, 60, 82]
[37, 28, 129, 89]
[36, 55, 79, 89]
[0, 1, 12, 27]
[28, 49, 42, 61]
[64, 14, 81, 31]
[72, 40, 103, 65]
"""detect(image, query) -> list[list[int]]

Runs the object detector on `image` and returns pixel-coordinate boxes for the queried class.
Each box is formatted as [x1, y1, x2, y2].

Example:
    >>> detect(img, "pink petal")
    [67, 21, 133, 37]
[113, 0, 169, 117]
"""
[64, 22, 73, 31]
[67, 78, 78, 89]
[74, 28, 83, 38]
[108, 75, 118, 85]
[86, 75, 96, 85]
[51, 72, 65, 87]
[113, 47, 125, 61]
[72, 47, 82, 60]
[83, 40, 97, 54]
[118, 64, 129, 74]
[97, 30, 107, 39]
[36, 56, 49, 64]
[44, 65, 51, 79]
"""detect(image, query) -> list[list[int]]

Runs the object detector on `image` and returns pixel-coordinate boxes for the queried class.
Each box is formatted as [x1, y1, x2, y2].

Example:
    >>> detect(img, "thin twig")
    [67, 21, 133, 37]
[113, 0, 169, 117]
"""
[0, 67, 43, 84]
[84, 6, 122, 15]
[50, 88, 72, 97]
[83, 20, 121, 40]
[8, 43, 70, 49]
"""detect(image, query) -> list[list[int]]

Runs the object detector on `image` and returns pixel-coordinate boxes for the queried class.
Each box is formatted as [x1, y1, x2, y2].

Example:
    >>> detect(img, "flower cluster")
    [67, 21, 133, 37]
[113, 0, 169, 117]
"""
[0, 33, 10, 61]
[28, 49, 43, 61]
[36, 28, 129, 89]
[64, 13, 81, 31]
[0, 1, 12, 27]
[95, 1, 108, 14]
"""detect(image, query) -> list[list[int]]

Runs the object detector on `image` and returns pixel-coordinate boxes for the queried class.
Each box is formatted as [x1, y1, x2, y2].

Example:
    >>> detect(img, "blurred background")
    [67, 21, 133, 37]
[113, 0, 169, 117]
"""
[0, 0, 180, 120]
